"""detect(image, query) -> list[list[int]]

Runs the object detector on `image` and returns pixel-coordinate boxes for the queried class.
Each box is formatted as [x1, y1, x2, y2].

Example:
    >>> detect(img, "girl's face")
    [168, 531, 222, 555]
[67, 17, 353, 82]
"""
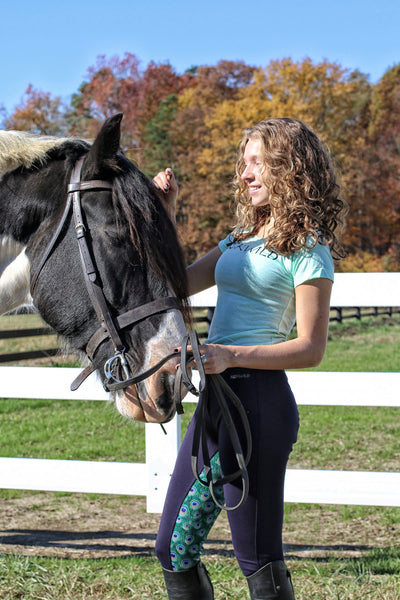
[241, 138, 269, 207]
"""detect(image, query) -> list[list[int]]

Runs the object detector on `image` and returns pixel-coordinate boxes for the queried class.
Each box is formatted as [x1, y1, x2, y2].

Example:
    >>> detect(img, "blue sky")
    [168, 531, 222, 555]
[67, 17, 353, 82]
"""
[1, 0, 399, 114]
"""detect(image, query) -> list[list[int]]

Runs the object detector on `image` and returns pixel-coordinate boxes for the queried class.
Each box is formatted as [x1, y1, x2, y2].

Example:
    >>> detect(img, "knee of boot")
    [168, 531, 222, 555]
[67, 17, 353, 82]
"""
[246, 560, 295, 599]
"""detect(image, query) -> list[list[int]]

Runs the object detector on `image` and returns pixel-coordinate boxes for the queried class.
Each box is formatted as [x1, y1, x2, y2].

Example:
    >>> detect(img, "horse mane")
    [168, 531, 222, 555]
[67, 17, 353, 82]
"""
[0, 130, 73, 178]
[113, 155, 191, 323]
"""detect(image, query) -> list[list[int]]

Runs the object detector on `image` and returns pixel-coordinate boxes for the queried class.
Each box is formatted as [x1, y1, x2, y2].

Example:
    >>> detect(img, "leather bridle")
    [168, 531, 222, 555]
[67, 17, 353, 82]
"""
[30, 154, 252, 511]
[30, 155, 182, 393]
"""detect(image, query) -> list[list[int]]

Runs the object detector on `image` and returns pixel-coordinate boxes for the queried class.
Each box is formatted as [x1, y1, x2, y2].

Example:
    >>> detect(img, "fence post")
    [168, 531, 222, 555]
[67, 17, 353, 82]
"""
[145, 416, 181, 512]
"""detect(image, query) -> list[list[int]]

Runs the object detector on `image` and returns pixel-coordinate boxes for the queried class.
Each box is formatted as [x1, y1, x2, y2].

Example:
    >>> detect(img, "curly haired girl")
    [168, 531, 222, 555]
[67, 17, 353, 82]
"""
[153, 117, 348, 599]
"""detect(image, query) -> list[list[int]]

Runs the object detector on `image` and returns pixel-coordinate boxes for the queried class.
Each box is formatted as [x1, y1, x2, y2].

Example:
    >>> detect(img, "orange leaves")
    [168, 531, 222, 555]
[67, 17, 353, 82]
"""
[2, 55, 400, 269]
[3, 84, 65, 135]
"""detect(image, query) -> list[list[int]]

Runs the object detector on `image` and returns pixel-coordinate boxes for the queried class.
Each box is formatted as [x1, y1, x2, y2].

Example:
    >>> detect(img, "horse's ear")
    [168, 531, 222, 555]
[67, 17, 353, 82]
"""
[85, 113, 123, 177]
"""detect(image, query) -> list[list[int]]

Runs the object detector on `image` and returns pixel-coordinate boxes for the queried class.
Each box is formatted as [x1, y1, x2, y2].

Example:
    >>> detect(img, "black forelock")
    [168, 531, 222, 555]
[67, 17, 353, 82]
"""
[112, 155, 190, 321]
[44, 139, 91, 168]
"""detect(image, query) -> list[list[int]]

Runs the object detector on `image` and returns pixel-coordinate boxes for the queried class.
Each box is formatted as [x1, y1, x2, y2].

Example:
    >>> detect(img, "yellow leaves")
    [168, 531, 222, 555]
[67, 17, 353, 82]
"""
[177, 88, 196, 110]
[172, 57, 395, 261]
[194, 58, 372, 192]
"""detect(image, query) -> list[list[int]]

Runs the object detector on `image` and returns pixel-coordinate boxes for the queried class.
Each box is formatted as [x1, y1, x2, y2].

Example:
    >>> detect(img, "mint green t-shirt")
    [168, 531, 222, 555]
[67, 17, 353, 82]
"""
[206, 234, 334, 346]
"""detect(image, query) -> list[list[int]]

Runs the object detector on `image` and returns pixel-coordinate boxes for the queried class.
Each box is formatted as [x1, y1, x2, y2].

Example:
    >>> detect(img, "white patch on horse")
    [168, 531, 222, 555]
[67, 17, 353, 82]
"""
[144, 309, 186, 369]
[0, 237, 32, 314]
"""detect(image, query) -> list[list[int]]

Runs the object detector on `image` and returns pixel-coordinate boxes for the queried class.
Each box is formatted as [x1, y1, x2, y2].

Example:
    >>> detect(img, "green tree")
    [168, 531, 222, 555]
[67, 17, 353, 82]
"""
[142, 94, 179, 178]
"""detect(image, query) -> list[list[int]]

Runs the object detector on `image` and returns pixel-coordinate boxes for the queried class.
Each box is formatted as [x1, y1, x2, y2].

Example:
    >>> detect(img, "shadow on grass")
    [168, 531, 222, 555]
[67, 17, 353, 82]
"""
[285, 544, 400, 575]
[1, 528, 399, 576]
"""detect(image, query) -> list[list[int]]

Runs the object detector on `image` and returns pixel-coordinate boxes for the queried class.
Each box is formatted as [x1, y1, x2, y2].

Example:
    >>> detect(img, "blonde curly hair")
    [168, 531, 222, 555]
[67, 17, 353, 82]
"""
[233, 117, 348, 259]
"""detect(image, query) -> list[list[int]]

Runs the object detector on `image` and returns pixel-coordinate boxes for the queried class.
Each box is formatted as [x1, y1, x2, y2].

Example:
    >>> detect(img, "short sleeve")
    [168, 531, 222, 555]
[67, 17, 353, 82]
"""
[289, 243, 334, 287]
[218, 233, 235, 253]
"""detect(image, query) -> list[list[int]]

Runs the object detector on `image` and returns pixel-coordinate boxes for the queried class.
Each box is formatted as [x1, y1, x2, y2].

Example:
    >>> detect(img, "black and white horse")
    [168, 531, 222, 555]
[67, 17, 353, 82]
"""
[0, 114, 190, 423]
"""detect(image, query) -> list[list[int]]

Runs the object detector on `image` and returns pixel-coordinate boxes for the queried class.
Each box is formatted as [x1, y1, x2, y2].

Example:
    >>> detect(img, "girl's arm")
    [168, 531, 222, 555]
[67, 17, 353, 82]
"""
[186, 247, 222, 296]
[152, 168, 221, 296]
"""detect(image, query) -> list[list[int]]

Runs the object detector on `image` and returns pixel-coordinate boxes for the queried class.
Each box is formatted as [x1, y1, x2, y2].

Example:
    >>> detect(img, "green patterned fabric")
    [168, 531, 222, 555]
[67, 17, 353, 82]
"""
[170, 453, 225, 571]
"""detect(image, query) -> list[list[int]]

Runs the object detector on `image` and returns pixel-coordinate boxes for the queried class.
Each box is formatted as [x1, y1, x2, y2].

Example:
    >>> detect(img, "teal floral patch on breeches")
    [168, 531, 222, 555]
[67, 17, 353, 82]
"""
[170, 452, 224, 571]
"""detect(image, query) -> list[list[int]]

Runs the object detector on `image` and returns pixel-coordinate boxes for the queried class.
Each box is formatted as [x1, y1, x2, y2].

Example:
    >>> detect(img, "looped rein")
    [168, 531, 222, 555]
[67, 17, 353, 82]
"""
[178, 330, 253, 512]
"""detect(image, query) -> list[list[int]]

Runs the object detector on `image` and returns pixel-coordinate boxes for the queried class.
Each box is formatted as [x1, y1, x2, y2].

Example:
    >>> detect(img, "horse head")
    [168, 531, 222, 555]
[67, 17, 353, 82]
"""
[0, 114, 190, 423]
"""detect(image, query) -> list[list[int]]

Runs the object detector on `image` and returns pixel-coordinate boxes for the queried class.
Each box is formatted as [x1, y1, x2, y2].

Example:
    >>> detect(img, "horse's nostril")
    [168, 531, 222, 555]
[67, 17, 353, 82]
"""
[155, 373, 176, 411]
[155, 390, 171, 411]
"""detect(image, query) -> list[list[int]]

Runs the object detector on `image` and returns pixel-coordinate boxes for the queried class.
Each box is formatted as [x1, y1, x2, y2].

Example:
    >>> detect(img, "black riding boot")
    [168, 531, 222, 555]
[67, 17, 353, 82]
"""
[162, 561, 214, 599]
[246, 561, 295, 599]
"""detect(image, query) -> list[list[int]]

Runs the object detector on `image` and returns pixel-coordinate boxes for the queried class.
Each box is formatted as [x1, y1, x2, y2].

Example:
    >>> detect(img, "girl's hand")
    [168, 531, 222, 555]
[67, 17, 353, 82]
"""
[176, 343, 233, 375]
[152, 168, 178, 223]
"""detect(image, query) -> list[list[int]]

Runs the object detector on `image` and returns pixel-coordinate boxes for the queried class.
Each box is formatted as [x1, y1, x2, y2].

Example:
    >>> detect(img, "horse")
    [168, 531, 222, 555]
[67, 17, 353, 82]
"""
[0, 113, 191, 424]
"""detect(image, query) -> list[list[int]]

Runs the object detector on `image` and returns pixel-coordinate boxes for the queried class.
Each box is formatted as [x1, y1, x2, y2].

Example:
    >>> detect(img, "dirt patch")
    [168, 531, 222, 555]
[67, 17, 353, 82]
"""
[0, 492, 233, 560]
[1, 493, 397, 563]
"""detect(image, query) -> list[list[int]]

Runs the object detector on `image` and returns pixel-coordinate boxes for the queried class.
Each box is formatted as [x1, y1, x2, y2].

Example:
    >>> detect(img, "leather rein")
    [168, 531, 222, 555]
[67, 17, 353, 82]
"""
[30, 155, 252, 511]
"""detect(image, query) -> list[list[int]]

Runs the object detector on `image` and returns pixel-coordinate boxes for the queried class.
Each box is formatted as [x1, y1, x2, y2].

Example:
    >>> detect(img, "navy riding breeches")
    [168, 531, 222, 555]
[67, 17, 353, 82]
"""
[155, 368, 299, 577]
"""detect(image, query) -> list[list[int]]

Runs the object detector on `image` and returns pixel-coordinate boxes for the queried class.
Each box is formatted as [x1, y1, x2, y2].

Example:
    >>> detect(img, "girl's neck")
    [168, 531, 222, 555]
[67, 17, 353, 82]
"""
[255, 218, 275, 239]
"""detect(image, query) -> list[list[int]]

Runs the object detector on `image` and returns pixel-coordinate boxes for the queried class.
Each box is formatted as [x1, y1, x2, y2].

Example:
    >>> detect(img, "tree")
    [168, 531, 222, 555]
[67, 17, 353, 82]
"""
[67, 54, 193, 165]
[363, 64, 400, 259]
[67, 53, 142, 150]
[0, 104, 7, 128]
[191, 58, 371, 257]
[142, 94, 179, 178]
[3, 85, 67, 135]
[168, 61, 256, 259]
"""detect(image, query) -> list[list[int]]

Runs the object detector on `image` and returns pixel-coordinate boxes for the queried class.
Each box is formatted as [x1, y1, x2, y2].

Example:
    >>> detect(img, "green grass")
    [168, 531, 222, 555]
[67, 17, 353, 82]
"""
[0, 552, 399, 599]
[0, 398, 146, 462]
[1, 313, 398, 469]
[0, 312, 399, 598]
[0, 313, 59, 358]
[290, 405, 400, 471]
[296, 312, 400, 372]
[0, 399, 398, 474]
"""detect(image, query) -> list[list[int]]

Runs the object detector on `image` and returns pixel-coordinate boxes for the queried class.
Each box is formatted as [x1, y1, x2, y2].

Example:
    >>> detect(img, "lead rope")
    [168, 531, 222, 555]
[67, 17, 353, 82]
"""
[176, 330, 252, 511]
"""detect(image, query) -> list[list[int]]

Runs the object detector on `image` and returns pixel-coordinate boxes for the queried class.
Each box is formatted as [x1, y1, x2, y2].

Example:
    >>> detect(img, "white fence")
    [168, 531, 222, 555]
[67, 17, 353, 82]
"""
[0, 273, 399, 512]
[189, 272, 400, 310]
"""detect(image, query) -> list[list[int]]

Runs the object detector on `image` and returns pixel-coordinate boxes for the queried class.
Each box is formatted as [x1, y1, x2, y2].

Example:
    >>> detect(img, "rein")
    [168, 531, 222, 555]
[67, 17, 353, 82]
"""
[178, 331, 252, 511]
[30, 155, 252, 511]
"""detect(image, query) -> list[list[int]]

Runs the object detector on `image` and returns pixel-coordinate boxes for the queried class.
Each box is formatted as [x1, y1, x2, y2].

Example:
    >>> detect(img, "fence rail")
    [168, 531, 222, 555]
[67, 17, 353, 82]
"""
[0, 272, 399, 512]
[1, 274, 400, 361]
[0, 321, 57, 363]
[0, 367, 399, 512]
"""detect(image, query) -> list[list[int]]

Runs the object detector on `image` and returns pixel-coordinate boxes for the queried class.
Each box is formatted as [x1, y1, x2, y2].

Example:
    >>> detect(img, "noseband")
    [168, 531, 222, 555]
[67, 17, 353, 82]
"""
[30, 155, 252, 511]
[30, 156, 181, 393]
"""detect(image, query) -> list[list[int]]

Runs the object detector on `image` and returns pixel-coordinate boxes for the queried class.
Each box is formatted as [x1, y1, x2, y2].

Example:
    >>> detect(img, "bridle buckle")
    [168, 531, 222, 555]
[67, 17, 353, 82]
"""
[104, 348, 131, 383]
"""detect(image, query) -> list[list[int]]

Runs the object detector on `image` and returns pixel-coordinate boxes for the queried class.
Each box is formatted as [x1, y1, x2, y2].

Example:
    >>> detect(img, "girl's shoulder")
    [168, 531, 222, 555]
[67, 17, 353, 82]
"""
[283, 242, 334, 285]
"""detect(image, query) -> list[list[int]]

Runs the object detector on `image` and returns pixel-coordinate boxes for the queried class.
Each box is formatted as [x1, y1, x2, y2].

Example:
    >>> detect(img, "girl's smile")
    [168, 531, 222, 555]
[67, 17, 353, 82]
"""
[241, 138, 269, 206]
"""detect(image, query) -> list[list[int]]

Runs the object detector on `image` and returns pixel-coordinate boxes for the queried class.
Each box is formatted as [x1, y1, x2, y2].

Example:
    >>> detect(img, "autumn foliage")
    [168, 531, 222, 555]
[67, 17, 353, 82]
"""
[2, 55, 399, 270]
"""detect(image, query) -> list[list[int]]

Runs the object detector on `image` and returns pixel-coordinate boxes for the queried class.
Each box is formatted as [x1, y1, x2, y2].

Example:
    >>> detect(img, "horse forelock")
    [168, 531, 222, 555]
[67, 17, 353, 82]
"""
[0, 130, 72, 178]
[113, 161, 190, 323]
